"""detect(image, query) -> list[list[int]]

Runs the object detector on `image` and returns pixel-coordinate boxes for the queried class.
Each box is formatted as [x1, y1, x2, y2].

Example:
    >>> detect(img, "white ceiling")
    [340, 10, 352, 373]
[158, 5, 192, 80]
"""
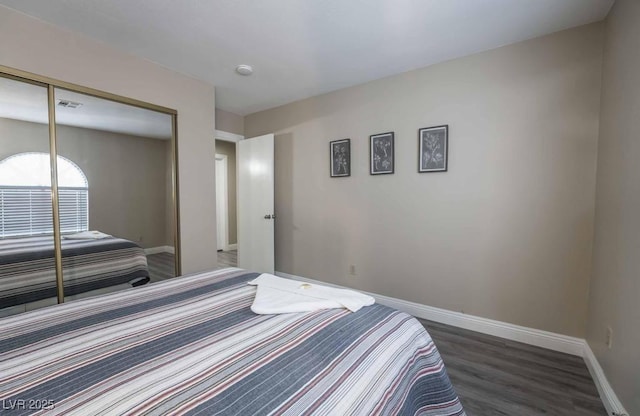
[0, 0, 614, 116]
[0, 76, 172, 139]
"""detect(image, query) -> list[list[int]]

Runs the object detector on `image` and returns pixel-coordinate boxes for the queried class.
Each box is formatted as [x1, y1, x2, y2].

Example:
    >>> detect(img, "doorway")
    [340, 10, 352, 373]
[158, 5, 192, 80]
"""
[215, 153, 228, 251]
[215, 131, 275, 272]
[215, 138, 238, 267]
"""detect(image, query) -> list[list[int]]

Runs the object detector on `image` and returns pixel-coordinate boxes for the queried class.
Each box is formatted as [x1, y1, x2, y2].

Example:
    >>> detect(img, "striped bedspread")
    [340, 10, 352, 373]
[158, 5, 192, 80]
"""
[0, 236, 149, 309]
[0, 268, 464, 415]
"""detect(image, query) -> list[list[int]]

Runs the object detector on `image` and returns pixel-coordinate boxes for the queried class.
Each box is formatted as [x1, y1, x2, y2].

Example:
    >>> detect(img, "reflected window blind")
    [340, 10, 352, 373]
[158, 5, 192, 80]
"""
[0, 186, 88, 238]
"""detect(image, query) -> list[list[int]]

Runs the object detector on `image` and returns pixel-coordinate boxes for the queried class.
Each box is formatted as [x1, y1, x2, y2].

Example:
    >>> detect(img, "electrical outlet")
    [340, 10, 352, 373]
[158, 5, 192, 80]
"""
[606, 326, 613, 349]
[349, 265, 356, 276]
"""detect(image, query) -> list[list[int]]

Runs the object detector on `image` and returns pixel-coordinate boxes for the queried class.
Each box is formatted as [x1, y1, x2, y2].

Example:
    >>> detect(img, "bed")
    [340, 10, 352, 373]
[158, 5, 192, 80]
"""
[0, 235, 150, 309]
[0, 268, 464, 415]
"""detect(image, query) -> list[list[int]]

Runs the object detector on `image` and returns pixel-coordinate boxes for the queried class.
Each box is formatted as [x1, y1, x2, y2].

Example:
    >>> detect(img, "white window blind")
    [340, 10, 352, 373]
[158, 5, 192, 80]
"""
[0, 153, 89, 238]
[0, 187, 88, 238]
[59, 188, 89, 234]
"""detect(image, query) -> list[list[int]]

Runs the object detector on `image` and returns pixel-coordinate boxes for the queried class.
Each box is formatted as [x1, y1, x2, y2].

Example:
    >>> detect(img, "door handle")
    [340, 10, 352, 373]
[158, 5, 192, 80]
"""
[264, 214, 275, 220]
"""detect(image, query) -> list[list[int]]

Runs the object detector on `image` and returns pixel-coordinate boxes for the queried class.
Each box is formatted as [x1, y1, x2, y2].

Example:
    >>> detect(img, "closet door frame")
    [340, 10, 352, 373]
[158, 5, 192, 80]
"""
[0, 65, 181, 302]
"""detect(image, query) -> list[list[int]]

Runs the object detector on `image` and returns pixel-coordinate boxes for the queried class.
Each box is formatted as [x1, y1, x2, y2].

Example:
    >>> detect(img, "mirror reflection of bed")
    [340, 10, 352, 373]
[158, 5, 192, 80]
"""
[0, 231, 150, 316]
[0, 75, 178, 318]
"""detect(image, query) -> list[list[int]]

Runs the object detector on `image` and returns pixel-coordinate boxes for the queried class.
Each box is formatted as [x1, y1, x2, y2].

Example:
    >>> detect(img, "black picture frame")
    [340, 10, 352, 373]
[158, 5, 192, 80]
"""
[369, 132, 394, 175]
[330, 138, 351, 177]
[418, 125, 448, 173]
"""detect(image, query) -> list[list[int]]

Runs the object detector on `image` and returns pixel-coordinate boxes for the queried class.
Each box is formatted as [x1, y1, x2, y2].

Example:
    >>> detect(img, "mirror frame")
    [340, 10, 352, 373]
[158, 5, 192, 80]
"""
[0, 65, 181, 303]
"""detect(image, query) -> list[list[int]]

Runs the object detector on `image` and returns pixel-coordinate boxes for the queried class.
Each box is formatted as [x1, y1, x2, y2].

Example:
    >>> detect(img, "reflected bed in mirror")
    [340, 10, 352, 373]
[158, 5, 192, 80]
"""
[0, 232, 149, 317]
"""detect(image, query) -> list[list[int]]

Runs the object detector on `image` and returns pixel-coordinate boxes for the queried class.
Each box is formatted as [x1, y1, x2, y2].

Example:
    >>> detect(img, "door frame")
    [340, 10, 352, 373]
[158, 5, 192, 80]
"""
[215, 130, 244, 143]
[215, 153, 229, 251]
[215, 130, 244, 253]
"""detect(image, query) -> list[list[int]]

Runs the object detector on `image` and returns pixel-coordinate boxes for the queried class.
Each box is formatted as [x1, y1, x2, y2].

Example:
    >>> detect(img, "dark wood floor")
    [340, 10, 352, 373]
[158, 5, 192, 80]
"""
[216, 249, 237, 268]
[147, 250, 237, 283]
[147, 252, 176, 282]
[420, 319, 606, 416]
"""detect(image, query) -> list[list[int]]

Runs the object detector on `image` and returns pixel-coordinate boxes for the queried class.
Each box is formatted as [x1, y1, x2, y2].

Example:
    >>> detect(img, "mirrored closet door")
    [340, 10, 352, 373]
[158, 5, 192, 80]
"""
[0, 75, 57, 317]
[54, 88, 177, 302]
[0, 67, 179, 317]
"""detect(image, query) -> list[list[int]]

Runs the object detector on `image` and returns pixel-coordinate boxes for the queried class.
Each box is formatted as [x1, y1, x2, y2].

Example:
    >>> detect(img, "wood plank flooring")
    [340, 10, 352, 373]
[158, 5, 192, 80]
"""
[146, 252, 176, 282]
[420, 319, 606, 416]
[217, 250, 237, 268]
[147, 250, 237, 283]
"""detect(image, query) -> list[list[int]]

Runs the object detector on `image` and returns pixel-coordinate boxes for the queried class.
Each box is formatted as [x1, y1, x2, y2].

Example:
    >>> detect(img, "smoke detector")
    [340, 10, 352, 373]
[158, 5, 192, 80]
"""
[235, 64, 253, 76]
[57, 99, 83, 109]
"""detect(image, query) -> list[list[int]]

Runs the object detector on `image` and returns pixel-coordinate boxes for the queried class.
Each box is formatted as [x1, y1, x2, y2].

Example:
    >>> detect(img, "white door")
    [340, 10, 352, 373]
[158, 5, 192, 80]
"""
[215, 154, 228, 251]
[237, 134, 274, 273]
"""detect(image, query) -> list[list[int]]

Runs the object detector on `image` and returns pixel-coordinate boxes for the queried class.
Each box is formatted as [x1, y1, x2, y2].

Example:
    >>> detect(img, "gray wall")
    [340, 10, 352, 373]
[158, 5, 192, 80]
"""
[245, 23, 604, 337]
[0, 117, 171, 249]
[0, 6, 217, 273]
[215, 139, 237, 245]
[216, 108, 244, 136]
[587, 0, 640, 413]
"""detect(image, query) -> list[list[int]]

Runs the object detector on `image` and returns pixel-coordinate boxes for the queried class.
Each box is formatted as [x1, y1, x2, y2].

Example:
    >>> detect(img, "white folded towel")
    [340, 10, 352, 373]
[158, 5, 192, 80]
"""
[63, 230, 112, 240]
[248, 273, 375, 314]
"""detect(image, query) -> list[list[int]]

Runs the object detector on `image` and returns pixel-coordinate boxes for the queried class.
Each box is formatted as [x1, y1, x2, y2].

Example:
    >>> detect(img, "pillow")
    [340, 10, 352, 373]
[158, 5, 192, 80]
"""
[63, 230, 112, 240]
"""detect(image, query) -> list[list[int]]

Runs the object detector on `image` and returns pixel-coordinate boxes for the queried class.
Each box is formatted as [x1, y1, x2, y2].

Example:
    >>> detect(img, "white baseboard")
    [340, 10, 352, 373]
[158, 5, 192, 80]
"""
[374, 292, 586, 357]
[276, 271, 584, 356]
[144, 246, 175, 255]
[144, 247, 164, 255]
[225, 244, 237, 251]
[275, 270, 627, 414]
[583, 344, 629, 416]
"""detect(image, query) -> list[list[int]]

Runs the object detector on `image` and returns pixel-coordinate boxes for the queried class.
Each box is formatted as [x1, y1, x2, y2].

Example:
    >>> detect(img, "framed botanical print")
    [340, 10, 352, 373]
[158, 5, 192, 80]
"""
[330, 138, 351, 177]
[370, 132, 394, 175]
[419, 125, 448, 173]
